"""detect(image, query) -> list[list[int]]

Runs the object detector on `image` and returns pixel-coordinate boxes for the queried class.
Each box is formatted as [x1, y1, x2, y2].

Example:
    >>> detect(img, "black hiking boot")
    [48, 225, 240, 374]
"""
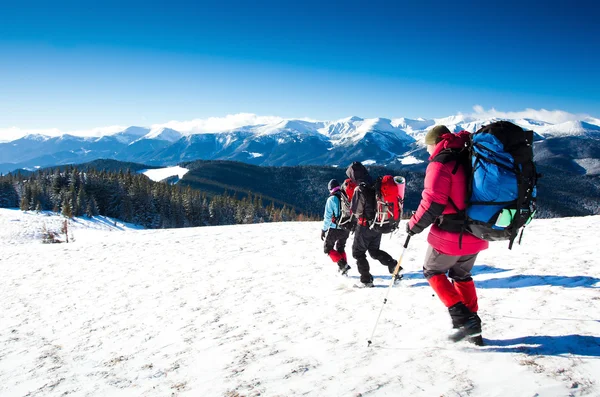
[388, 261, 403, 283]
[452, 313, 484, 345]
[338, 264, 351, 276]
[452, 312, 482, 329]
[448, 302, 482, 343]
[337, 259, 351, 276]
[468, 335, 484, 346]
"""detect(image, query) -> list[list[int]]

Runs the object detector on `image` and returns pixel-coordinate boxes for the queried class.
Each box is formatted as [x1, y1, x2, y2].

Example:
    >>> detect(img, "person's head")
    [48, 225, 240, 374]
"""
[345, 161, 373, 185]
[328, 179, 340, 193]
[425, 125, 451, 154]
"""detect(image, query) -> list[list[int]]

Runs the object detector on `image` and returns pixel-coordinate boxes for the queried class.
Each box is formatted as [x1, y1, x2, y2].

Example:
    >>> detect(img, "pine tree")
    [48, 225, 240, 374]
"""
[86, 196, 99, 217]
[62, 198, 73, 218]
[20, 184, 31, 211]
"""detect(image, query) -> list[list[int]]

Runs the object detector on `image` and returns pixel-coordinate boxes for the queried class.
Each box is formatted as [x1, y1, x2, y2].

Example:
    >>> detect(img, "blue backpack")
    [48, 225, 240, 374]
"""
[438, 121, 539, 249]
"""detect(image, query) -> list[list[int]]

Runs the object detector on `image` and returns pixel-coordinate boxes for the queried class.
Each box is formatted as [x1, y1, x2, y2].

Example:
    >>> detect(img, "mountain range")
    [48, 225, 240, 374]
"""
[2, 115, 600, 175]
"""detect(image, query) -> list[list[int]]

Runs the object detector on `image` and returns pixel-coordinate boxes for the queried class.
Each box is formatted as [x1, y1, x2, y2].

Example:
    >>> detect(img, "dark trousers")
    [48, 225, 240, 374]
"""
[324, 228, 350, 255]
[352, 226, 396, 283]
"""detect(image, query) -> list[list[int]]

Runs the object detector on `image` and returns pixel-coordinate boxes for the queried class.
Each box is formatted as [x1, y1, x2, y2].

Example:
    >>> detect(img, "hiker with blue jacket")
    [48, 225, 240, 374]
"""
[321, 179, 351, 275]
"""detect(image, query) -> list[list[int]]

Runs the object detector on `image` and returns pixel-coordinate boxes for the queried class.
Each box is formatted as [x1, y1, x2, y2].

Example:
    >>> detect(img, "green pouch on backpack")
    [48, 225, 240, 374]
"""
[494, 209, 536, 228]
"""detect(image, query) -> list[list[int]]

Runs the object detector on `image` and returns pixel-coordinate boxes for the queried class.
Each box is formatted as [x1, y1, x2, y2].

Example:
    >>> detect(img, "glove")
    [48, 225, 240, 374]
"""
[321, 229, 326, 241]
[405, 222, 416, 236]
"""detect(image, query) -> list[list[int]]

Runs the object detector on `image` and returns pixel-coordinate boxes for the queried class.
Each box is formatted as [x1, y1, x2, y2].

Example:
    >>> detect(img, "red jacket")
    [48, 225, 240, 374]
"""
[409, 131, 489, 256]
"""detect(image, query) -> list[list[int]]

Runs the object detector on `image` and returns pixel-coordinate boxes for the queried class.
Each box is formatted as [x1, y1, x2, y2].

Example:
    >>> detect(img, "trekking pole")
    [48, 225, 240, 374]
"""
[367, 234, 411, 347]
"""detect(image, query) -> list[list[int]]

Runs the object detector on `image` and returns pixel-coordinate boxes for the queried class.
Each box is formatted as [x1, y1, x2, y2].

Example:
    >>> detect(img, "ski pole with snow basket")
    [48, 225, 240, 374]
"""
[367, 234, 411, 347]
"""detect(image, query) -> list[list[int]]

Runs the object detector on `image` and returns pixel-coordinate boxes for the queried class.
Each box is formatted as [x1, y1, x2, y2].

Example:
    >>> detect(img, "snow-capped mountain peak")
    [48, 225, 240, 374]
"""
[254, 119, 324, 136]
[537, 120, 600, 138]
[2, 112, 600, 174]
[137, 127, 183, 143]
[20, 134, 50, 142]
[338, 115, 364, 123]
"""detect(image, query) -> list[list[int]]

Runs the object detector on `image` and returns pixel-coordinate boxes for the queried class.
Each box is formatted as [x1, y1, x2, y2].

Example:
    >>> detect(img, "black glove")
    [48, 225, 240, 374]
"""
[321, 229, 326, 241]
[406, 222, 416, 236]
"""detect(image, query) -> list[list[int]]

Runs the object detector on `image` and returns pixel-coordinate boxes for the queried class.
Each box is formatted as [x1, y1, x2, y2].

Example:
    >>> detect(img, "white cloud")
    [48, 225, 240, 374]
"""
[0, 127, 61, 142]
[0, 114, 293, 141]
[470, 106, 591, 124]
[150, 113, 285, 134]
[66, 125, 128, 137]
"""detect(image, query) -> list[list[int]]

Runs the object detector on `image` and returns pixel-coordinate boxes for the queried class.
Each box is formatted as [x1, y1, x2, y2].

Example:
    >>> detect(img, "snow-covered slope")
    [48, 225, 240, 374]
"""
[140, 166, 189, 182]
[1, 209, 598, 396]
[319, 116, 413, 145]
[0, 209, 142, 245]
[138, 127, 184, 143]
[536, 121, 600, 138]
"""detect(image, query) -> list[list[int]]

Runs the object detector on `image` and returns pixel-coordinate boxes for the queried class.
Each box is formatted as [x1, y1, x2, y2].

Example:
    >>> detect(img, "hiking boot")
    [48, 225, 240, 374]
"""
[452, 312, 481, 329]
[337, 259, 350, 276]
[468, 335, 484, 346]
[387, 261, 401, 274]
[448, 302, 482, 343]
[338, 263, 351, 276]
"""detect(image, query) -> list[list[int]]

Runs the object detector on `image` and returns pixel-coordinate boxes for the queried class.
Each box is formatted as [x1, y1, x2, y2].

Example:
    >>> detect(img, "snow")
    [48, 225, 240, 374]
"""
[391, 117, 434, 133]
[1, 209, 599, 396]
[537, 121, 600, 138]
[321, 117, 414, 146]
[136, 127, 183, 143]
[400, 155, 424, 165]
[140, 166, 189, 182]
[254, 120, 325, 136]
[362, 159, 377, 165]
[573, 158, 600, 175]
[247, 152, 263, 158]
[21, 134, 51, 142]
[4, 112, 600, 150]
[0, 209, 142, 245]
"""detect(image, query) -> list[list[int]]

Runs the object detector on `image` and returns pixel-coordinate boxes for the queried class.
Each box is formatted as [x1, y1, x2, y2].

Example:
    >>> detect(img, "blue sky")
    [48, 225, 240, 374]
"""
[0, 0, 598, 132]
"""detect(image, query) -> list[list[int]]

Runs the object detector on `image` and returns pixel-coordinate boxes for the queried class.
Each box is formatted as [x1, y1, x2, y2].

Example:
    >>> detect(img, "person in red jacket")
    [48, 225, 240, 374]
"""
[406, 125, 489, 345]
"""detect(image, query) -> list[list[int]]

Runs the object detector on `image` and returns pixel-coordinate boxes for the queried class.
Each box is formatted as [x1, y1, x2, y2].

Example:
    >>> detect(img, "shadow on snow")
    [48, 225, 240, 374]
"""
[476, 275, 600, 289]
[482, 334, 600, 357]
[404, 264, 599, 289]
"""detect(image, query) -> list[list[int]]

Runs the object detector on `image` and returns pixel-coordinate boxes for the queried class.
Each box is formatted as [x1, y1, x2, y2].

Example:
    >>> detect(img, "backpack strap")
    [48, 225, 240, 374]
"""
[331, 191, 342, 224]
[433, 148, 472, 250]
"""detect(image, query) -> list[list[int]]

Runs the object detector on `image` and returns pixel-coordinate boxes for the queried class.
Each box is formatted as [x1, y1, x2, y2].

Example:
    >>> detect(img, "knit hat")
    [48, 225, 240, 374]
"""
[328, 179, 340, 192]
[425, 125, 451, 145]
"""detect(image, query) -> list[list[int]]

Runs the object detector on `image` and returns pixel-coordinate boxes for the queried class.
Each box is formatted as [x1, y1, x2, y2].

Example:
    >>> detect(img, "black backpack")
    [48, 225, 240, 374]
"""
[345, 162, 376, 222]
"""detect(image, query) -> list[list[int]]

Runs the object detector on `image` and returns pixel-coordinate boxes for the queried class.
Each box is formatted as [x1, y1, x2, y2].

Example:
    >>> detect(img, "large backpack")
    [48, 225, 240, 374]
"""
[333, 178, 357, 231]
[371, 175, 406, 233]
[439, 121, 538, 249]
[345, 161, 406, 234]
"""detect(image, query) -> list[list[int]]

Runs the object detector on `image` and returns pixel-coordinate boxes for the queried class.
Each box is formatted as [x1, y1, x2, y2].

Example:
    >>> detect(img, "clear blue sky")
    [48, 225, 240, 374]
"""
[1, 0, 598, 130]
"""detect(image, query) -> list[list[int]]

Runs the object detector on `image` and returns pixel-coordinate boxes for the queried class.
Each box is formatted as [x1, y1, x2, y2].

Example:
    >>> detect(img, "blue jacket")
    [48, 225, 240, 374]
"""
[322, 194, 341, 231]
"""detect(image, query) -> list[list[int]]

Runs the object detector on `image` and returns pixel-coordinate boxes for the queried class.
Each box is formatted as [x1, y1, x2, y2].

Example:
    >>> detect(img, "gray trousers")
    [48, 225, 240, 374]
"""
[423, 245, 478, 281]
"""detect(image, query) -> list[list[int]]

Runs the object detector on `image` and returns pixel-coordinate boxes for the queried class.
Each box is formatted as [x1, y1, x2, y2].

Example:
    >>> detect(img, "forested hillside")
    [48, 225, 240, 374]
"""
[0, 167, 309, 228]
[1, 158, 598, 229]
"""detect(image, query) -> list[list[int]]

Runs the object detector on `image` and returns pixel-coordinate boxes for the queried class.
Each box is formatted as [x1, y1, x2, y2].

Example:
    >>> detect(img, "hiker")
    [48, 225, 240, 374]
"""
[346, 162, 398, 288]
[406, 125, 488, 344]
[321, 179, 351, 275]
